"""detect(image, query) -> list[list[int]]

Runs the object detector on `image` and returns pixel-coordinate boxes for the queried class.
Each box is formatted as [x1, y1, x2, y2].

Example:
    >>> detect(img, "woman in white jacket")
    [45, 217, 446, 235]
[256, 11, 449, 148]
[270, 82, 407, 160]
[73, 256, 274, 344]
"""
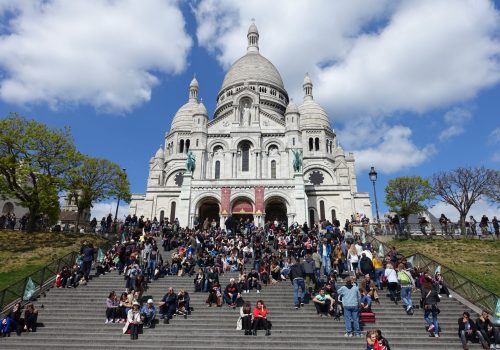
[123, 301, 142, 340]
[347, 245, 359, 276]
[384, 263, 399, 304]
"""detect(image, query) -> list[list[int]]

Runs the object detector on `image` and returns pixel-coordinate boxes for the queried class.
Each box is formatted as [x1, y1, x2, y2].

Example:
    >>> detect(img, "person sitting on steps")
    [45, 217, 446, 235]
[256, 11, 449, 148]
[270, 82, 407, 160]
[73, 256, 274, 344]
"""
[252, 300, 271, 336]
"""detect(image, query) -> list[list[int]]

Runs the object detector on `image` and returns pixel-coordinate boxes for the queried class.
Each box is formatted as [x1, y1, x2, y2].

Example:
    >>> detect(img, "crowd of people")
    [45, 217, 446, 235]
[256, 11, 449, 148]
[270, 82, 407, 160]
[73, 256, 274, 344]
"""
[2, 213, 499, 349]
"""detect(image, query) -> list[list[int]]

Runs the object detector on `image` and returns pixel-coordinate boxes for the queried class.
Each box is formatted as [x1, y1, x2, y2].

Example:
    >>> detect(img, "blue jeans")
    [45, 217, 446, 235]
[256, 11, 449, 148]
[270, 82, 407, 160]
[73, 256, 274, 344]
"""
[424, 305, 439, 335]
[343, 306, 360, 335]
[293, 278, 305, 306]
[374, 268, 384, 289]
[401, 286, 412, 308]
[321, 255, 331, 276]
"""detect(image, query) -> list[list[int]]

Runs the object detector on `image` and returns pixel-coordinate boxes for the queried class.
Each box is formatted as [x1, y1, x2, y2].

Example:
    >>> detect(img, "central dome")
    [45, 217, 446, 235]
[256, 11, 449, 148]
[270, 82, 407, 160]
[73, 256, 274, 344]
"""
[220, 52, 285, 91]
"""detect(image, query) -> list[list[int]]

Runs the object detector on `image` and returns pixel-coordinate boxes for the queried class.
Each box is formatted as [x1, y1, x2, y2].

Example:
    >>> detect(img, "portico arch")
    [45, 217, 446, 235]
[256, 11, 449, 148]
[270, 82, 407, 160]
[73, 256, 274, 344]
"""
[196, 196, 220, 228]
[264, 196, 288, 225]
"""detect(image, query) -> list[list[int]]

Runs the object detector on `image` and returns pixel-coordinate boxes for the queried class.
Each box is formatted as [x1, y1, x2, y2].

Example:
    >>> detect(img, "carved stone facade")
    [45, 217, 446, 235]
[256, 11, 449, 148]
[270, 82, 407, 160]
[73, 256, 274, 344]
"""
[129, 23, 371, 228]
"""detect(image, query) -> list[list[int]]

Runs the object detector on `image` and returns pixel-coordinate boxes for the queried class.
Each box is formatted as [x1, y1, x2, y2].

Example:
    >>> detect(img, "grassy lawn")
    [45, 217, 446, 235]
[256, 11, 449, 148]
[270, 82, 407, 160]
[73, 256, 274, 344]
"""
[390, 238, 500, 295]
[0, 230, 107, 291]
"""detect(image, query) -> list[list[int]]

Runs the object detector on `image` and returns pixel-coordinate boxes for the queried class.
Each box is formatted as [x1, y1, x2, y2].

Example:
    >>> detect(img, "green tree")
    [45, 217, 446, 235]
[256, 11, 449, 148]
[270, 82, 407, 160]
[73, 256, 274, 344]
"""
[66, 156, 130, 229]
[430, 167, 496, 234]
[0, 113, 79, 231]
[385, 176, 432, 222]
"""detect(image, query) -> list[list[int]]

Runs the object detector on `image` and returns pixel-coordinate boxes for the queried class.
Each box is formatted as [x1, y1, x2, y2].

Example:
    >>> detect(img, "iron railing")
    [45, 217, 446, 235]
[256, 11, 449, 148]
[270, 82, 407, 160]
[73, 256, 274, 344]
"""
[362, 231, 499, 314]
[0, 250, 79, 315]
[353, 222, 498, 239]
[0, 233, 119, 316]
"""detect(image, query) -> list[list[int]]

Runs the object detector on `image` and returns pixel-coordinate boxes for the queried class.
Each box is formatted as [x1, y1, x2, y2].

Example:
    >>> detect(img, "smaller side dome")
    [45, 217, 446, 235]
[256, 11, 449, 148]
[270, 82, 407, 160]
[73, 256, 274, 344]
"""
[155, 145, 164, 159]
[195, 101, 208, 116]
[298, 100, 331, 130]
[285, 99, 299, 114]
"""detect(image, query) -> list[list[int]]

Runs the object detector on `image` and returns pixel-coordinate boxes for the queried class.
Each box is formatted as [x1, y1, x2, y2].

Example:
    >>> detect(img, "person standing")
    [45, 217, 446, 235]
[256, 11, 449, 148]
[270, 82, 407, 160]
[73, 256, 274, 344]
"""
[289, 258, 306, 309]
[318, 238, 332, 277]
[422, 275, 440, 338]
[80, 241, 95, 283]
[337, 277, 361, 337]
[397, 264, 415, 314]
[492, 216, 499, 239]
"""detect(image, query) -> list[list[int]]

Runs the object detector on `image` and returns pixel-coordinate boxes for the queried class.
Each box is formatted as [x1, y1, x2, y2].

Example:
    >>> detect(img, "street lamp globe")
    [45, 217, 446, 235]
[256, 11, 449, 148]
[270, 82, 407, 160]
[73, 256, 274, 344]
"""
[369, 166, 378, 182]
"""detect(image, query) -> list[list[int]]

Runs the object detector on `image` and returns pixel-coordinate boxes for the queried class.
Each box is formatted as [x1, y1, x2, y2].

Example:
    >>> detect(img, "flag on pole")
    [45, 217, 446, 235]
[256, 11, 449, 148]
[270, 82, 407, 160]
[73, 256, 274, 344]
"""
[378, 244, 385, 258]
[23, 277, 36, 301]
[97, 248, 105, 263]
[493, 299, 500, 326]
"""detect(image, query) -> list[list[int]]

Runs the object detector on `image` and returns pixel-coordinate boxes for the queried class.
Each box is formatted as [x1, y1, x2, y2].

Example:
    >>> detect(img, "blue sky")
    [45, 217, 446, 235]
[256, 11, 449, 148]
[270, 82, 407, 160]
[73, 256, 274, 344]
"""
[0, 0, 499, 221]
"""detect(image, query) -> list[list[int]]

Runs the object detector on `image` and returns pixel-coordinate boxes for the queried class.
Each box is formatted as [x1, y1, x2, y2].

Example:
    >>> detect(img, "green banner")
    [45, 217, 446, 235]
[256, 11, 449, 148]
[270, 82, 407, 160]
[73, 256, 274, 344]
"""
[97, 248, 105, 263]
[493, 298, 500, 326]
[23, 277, 36, 301]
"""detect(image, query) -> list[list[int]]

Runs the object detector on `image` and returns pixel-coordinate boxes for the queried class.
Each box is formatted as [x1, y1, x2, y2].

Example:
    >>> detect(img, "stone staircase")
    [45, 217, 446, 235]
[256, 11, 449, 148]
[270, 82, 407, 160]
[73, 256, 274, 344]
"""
[1, 243, 482, 349]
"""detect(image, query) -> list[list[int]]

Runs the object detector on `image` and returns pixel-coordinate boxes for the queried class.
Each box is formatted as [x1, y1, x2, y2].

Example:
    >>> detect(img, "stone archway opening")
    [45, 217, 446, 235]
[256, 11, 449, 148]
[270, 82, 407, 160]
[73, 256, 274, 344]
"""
[198, 197, 220, 228]
[265, 197, 287, 225]
[231, 198, 254, 229]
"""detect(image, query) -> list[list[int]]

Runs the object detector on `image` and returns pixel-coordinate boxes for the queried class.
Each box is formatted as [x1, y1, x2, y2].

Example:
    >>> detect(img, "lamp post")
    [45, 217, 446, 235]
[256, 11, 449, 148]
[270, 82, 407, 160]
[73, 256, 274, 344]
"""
[369, 166, 380, 223]
[114, 168, 126, 222]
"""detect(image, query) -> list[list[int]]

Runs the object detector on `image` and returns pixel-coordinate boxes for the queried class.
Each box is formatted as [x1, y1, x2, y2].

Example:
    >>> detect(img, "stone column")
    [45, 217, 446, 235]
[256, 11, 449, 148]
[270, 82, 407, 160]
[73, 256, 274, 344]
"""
[256, 152, 261, 179]
[293, 172, 307, 225]
[262, 152, 268, 179]
[178, 172, 193, 228]
[207, 152, 213, 179]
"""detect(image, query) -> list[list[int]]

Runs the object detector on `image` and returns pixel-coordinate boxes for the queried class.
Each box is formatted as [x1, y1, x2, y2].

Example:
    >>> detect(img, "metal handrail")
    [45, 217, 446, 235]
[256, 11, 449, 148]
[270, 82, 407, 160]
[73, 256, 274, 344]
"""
[0, 232, 119, 316]
[353, 222, 498, 238]
[362, 230, 499, 313]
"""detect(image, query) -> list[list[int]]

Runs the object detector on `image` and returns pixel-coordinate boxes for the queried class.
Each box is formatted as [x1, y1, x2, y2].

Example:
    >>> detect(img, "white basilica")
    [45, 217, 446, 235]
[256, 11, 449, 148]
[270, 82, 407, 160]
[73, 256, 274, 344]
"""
[129, 23, 372, 228]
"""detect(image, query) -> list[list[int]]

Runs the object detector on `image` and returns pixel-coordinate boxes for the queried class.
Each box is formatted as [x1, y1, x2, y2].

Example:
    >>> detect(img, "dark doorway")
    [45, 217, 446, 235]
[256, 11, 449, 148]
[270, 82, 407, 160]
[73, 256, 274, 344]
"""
[265, 198, 287, 224]
[199, 199, 220, 227]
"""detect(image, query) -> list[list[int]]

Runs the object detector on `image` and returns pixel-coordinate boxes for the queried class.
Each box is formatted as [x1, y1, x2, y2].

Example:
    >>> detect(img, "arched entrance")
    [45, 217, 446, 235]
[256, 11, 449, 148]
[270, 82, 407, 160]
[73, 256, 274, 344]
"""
[231, 198, 254, 229]
[2, 202, 14, 214]
[265, 197, 287, 225]
[198, 197, 220, 228]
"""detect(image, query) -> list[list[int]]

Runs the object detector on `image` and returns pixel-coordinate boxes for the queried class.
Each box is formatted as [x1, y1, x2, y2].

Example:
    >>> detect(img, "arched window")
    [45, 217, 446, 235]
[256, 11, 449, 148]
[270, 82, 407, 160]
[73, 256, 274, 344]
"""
[326, 141, 329, 153]
[196, 139, 199, 147]
[214, 161, 221, 179]
[309, 138, 313, 151]
[169, 202, 176, 222]
[331, 209, 336, 223]
[271, 160, 276, 179]
[179, 140, 184, 153]
[309, 209, 315, 228]
[160, 210, 165, 222]
[185, 139, 190, 152]
[315, 138, 320, 151]
[241, 142, 250, 172]
[292, 137, 295, 146]
[320, 200, 325, 221]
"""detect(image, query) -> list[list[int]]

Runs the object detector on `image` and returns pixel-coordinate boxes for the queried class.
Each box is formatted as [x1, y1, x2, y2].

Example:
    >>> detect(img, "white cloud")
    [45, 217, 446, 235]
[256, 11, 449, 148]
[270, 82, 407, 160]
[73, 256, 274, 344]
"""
[347, 124, 435, 173]
[0, 0, 192, 112]
[193, 0, 500, 174]
[193, 0, 500, 120]
[429, 198, 499, 222]
[438, 107, 472, 141]
[491, 128, 500, 143]
[91, 201, 129, 221]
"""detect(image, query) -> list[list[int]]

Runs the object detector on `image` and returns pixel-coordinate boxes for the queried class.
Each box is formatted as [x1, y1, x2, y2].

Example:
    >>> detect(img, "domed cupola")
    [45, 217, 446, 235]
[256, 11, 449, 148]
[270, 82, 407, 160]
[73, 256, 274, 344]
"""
[154, 145, 164, 160]
[285, 99, 299, 115]
[171, 77, 201, 131]
[216, 21, 289, 116]
[298, 73, 331, 130]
